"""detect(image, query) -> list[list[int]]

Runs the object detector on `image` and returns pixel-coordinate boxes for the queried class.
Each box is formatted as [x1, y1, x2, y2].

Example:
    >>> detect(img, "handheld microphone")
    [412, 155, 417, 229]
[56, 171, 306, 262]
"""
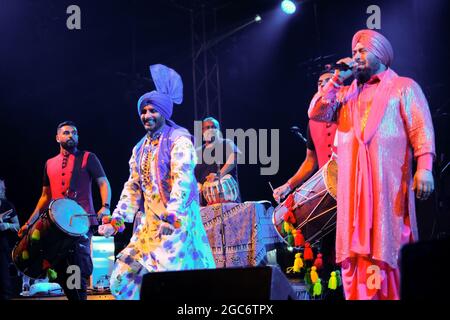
[324, 62, 353, 71]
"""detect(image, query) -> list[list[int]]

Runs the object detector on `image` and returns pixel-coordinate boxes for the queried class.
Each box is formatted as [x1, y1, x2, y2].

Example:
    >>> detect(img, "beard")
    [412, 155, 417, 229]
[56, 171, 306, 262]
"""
[355, 59, 381, 84]
[61, 139, 77, 151]
[203, 129, 221, 143]
[355, 68, 372, 84]
[143, 118, 164, 133]
[203, 129, 215, 142]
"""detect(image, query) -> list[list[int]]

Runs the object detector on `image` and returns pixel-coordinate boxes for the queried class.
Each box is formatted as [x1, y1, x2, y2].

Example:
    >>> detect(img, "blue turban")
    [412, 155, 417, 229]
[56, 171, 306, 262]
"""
[137, 64, 183, 120]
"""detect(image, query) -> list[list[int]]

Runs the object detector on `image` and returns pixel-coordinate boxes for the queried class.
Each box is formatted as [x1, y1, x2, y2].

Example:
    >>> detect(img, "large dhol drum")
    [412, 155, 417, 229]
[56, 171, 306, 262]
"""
[12, 198, 90, 279]
[202, 174, 239, 205]
[272, 159, 337, 246]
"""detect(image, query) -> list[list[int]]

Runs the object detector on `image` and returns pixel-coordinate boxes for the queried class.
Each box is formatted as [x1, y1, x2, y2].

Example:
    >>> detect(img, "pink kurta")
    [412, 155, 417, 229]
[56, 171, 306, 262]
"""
[309, 68, 435, 271]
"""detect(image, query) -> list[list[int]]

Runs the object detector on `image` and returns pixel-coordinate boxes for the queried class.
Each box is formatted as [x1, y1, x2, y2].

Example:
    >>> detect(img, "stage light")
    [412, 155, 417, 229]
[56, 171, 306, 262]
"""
[254, 14, 262, 23]
[281, 0, 296, 15]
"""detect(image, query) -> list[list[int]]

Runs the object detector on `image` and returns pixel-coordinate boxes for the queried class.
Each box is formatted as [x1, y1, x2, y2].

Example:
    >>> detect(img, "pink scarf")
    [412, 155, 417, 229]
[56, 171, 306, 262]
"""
[345, 68, 398, 254]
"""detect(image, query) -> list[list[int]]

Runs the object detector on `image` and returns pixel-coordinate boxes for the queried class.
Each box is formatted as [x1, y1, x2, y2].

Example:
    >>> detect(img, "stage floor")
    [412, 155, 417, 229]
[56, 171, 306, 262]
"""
[13, 280, 310, 301]
[14, 293, 115, 300]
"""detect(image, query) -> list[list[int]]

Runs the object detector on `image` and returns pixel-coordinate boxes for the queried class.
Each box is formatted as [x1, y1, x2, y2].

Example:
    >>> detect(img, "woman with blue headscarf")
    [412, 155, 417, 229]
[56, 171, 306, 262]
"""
[101, 64, 215, 300]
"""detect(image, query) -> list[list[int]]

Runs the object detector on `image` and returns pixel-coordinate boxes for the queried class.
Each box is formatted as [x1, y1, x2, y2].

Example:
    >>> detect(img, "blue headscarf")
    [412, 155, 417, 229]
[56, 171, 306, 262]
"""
[137, 64, 183, 122]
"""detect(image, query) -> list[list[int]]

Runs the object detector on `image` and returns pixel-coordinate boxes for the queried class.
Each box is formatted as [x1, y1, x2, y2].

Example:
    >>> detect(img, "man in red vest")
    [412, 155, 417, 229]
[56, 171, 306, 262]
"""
[273, 72, 342, 299]
[18, 121, 112, 300]
[273, 72, 337, 203]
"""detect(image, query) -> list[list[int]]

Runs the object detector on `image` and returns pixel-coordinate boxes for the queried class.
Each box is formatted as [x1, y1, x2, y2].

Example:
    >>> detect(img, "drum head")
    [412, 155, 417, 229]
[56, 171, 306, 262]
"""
[272, 159, 338, 246]
[49, 199, 89, 236]
[322, 159, 337, 200]
[221, 174, 238, 202]
[202, 174, 238, 205]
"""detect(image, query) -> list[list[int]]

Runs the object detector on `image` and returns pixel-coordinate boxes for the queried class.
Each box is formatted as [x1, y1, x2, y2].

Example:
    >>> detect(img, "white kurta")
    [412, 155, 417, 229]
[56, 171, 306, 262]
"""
[110, 131, 215, 299]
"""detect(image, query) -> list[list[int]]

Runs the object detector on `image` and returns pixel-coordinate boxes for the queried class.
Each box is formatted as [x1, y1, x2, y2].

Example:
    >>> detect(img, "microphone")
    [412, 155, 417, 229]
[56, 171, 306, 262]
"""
[324, 62, 353, 71]
[290, 126, 307, 143]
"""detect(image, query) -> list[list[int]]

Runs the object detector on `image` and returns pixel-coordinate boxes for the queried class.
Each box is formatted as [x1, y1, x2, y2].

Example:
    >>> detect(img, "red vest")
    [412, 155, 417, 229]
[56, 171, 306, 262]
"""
[45, 151, 98, 226]
[46, 151, 90, 199]
[309, 120, 337, 168]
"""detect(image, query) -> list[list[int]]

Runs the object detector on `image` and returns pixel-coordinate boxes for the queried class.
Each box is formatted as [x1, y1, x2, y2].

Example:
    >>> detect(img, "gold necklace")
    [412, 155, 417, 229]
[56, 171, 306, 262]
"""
[358, 85, 375, 134]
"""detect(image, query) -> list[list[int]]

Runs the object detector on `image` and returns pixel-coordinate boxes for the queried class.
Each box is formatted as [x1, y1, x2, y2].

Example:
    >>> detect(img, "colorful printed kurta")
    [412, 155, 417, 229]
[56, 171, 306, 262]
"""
[110, 126, 215, 299]
[309, 69, 435, 269]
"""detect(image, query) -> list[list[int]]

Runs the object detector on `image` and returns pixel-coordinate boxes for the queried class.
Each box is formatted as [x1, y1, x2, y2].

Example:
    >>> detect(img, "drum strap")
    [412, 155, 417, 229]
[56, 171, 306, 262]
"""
[67, 151, 88, 199]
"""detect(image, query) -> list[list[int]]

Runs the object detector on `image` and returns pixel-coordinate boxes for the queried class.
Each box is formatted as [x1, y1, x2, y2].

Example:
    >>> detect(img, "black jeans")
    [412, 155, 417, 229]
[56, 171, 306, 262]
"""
[53, 230, 93, 300]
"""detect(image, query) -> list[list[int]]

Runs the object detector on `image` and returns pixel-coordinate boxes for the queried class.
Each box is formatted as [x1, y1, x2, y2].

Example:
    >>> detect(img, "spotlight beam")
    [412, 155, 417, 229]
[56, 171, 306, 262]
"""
[196, 15, 262, 55]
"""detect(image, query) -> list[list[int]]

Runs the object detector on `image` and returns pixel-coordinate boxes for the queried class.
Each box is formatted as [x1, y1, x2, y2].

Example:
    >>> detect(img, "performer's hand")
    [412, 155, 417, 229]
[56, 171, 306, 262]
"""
[18, 224, 29, 237]
[335, 57, 355, 82]
[157, 221, 175, 238]
[98, 223, 116, 238]
[206, 173, 218, 182]
[273, 183, 291, 204]
[413, 169, 434, 200]
[97, 207, 111, 221]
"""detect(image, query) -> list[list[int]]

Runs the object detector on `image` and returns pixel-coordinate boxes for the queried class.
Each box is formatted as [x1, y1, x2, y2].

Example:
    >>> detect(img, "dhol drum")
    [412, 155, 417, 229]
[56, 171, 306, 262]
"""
[202, 174, 239, 205]
[272, 159, 337, 246]
[12, 198, 91, 279]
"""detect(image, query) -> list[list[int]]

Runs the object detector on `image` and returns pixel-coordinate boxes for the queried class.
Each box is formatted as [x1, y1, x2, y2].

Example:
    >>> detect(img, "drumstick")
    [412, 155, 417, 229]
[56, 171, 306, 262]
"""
[269, 181, 283, 204]
[0, 209, 13, 220]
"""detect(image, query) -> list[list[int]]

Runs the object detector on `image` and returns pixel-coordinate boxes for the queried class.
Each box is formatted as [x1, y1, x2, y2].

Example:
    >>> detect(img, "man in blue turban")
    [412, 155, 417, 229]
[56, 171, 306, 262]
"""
[101, 64, 215, 300]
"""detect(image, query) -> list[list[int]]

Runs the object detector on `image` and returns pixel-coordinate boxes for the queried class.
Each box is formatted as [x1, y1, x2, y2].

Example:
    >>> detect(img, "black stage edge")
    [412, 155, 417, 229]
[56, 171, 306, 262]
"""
[140, 265, 297, 301]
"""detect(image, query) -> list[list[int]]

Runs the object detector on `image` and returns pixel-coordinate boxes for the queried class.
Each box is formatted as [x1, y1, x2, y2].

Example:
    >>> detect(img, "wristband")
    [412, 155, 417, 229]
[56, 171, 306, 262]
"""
[102, 216, 125, 234]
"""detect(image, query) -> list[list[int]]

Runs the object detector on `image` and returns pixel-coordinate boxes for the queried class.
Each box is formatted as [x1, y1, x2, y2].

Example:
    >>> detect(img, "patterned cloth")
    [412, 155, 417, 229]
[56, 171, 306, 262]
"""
[110, 127, 215, 300]
[200, 202, 281, 268]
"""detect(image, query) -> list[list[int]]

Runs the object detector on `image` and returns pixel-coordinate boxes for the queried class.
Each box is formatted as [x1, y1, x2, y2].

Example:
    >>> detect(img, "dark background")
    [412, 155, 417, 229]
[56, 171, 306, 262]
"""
[1, 0, 449, 240]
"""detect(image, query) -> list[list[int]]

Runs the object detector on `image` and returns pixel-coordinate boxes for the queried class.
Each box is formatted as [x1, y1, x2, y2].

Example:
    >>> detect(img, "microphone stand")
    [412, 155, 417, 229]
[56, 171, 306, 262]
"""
[290, 126, 307, 145]
[435, 158, 450, 239]
[217, 162, 227, 268]
[209, 134, 227, 267]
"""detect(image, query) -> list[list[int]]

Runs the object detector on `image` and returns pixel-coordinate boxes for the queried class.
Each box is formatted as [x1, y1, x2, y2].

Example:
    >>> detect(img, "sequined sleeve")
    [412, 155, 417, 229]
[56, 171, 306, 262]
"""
[308, 75, 343, 122]
[112, 146, 143, 223]
[399, 78, 436, 159]
[166, 136, 197, 217]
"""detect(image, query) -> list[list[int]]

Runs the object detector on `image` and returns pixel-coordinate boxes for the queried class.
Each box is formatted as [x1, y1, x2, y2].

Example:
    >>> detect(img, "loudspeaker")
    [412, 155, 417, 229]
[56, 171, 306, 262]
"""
[140, 266, 297, 301]
[400, 236, 450, 300]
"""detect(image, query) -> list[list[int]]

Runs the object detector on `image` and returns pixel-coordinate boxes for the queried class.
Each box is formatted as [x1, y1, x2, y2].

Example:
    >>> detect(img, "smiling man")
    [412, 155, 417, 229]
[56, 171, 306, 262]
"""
[309, 29, 435, 300]
[103, 64, 215, 300]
